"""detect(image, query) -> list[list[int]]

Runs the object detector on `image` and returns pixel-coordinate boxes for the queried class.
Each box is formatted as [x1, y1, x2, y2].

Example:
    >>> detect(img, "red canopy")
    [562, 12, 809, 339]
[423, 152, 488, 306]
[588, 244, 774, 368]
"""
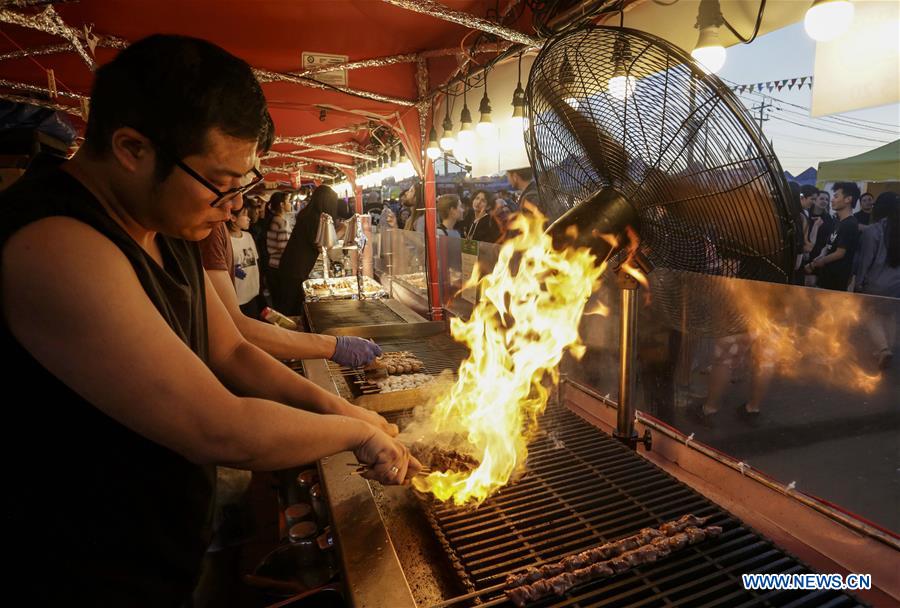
[0, 0, 544, 183]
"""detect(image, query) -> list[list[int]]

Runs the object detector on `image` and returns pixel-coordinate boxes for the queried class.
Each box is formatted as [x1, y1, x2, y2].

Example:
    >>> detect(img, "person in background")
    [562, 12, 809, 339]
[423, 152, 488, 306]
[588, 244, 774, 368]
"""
[227, 206, 264, 318]
[436, 194, 463, 238]
[0, 34, 414, 607]
[806, 182, 860, 291]
[249, 194, 269, 277]
[399, 205, 411, 228]
[265, 191, 292, 305]
[791, 183, 810, 284]
[808, 188, 834, 264]
[856, 191, 900, 369]
[276, 184, 353, 316]
[854, 191, 875, 228]
[201, 212, 381, 365]
[495, 189, 510, 210]
[457, 192, 474, 237]
[506, 166, 542, 214]
[465, 189, 502, 243]
[799, 184, 816, 222]
[381, 205, 398, 229]
[401, 184, 425, 232]
[492, 197, 512, 241]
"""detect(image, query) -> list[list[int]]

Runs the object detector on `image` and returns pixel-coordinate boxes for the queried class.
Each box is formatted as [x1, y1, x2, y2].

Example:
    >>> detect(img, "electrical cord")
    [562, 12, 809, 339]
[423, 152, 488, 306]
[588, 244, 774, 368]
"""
[723, 0, 767, 44]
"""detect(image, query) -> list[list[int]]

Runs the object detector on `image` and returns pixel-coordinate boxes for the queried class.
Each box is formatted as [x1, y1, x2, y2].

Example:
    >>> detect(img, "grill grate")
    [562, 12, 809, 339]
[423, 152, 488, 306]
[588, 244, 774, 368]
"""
[304, 300, 405, 332]
[416, 404, 866, 608]
[326, 333, 469, 402]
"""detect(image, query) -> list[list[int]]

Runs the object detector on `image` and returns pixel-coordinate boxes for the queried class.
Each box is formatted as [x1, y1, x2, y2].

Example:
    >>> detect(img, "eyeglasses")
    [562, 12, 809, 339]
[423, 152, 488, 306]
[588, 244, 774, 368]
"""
[174, 158, 264, 208]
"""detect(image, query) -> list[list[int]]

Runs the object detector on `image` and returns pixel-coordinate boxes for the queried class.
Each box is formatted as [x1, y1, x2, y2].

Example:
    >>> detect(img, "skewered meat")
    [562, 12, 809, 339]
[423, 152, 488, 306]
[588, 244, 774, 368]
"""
[505, 514, 709, 587]
[410, 445, 480, 474]
[505, 525, 722, 607]
[374, 373, 433, 393]
[366, 351, 425, 374]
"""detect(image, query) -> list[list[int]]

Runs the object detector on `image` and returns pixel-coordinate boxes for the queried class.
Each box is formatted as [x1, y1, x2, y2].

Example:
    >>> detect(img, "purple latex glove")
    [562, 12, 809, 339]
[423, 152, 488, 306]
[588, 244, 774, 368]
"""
[331, 336, 383, 368]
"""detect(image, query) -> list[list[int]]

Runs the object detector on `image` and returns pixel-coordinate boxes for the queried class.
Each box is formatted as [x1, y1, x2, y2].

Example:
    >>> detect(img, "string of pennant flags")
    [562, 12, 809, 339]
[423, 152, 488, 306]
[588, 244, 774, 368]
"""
[729, 76, 813, 94]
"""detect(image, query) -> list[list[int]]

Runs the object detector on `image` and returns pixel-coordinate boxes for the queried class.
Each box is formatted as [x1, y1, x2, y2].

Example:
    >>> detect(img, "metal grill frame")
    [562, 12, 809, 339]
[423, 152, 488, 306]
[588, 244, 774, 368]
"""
[415, 404, 867, 608]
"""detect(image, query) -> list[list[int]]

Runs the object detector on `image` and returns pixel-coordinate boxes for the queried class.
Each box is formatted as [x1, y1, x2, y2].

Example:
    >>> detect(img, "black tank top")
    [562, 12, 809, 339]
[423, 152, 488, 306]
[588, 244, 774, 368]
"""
[0, 166, 214, 606]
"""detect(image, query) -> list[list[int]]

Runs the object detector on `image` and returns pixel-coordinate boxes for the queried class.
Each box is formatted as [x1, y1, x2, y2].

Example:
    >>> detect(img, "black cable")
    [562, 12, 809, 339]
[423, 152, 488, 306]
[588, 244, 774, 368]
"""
[722, 0, 767, 44]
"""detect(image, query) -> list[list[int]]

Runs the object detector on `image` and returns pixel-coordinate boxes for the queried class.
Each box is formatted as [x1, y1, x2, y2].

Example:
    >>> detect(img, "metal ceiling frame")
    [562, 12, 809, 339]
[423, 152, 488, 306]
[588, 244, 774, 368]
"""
[0, 0, 550, 174]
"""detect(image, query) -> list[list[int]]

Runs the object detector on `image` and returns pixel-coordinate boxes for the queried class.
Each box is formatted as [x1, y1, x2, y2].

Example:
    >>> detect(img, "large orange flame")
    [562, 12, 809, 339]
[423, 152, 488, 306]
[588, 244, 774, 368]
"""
[411, 208, 607, 504]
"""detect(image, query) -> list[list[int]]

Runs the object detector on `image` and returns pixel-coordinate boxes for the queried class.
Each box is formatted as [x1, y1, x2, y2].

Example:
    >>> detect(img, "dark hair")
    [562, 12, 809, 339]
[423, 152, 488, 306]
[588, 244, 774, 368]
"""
[268, 191, 289, 215]
[293, 185, 347, 243]
[84, 34, 270, 178]
[473, 189, 495, 211]
[508, 166, 533, 181]
[873, 191, 900, 268]
[861, 192, 874, 200]
[226, 205, 248, 232]
[832, 181, 860, 204]
[404, 183, 424, 230]
[799, 184, 818, 198]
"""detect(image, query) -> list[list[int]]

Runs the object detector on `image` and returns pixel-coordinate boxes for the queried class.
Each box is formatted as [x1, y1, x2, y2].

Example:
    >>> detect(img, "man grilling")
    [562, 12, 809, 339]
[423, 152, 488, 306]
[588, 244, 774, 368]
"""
[0, 35, 418, 606]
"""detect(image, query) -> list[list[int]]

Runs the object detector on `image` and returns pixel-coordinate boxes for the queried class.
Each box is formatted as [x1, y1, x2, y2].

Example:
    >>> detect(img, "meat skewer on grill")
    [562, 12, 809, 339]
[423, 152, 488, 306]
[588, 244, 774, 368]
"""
[410, 444, 480, 474]
[364, 351, 425, 375]
[504, 513, 710, 588]
[505, 525, 723, 607]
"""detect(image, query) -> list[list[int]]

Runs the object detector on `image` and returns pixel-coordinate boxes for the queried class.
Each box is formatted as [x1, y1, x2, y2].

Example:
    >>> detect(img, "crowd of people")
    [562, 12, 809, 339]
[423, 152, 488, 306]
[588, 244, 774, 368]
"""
[372, 166, 542, 245]
[793, 181, 900, 302]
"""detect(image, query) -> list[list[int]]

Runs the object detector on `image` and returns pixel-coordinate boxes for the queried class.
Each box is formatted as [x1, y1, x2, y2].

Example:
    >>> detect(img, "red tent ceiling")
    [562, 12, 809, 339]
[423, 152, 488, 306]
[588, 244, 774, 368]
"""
[0, 0, 546, 182]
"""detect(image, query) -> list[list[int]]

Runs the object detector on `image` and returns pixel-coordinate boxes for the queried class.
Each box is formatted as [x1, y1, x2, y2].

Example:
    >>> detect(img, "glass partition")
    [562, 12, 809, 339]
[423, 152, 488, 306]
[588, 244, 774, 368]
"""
[568, 271, 899, 534]
[373, 226, 898, 532]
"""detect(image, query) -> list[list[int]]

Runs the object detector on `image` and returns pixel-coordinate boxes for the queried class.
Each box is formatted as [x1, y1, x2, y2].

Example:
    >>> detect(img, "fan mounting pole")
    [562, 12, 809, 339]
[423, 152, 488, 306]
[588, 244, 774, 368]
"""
[614, 266, 652, 452]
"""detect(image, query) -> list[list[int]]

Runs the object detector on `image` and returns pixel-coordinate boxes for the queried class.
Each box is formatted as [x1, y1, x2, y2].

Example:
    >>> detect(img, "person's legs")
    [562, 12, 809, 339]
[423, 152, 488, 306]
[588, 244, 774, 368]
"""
[744, 339, 776, 414]
[703, 335, 747, 416]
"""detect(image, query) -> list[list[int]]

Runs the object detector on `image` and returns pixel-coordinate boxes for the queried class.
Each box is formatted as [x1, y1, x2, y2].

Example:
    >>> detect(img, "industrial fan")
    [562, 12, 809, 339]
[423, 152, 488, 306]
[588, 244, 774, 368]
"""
[527, 25, 797, 281]
[523, 26, 800, 446]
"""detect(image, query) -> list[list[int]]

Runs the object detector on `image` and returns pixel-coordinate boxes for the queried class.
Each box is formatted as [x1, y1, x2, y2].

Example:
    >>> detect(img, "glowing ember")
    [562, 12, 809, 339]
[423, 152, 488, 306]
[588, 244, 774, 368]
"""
[411, 207, 607, 505]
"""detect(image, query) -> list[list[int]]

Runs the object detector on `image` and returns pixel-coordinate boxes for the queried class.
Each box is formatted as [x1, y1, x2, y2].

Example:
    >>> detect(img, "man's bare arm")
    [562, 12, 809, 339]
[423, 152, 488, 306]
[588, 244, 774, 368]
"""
[207, 268, 336, 360]
[204, 271, 395, 435]
[1, 218, 403, 473]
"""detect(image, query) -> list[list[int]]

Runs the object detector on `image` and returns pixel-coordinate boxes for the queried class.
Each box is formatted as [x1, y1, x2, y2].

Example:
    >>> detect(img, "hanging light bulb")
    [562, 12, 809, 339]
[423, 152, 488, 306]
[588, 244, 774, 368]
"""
[383, 148, 396, 180]
[691, 0, 726, 74]
[510, 52, 529, 133]
[607, 71, 637, 101]
[397, 146, 414, 178]
[455, 85, 476, 164]
[559, 53, 579, 109]
[804, 0, 854, 42]
[692, 27, 726, 74]
[378, 153, 388, 183]
[607, 37, 637, 101]
[439, 94, 456, 152]
[458, 97, 474, 138]
[426, 126, 441, 160]
[476, 72, 496, 138]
